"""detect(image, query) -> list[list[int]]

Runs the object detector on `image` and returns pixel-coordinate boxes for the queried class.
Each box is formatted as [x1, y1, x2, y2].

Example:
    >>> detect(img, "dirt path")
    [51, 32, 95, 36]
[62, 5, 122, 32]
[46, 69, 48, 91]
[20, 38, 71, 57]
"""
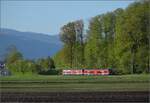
[0, 91, 149, 102]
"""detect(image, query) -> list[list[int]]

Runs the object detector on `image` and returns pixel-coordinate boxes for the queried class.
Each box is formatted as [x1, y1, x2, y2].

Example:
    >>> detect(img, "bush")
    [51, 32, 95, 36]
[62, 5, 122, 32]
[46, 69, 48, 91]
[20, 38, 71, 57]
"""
[6, 60, 37, 75]
[39, 69, 59, 75]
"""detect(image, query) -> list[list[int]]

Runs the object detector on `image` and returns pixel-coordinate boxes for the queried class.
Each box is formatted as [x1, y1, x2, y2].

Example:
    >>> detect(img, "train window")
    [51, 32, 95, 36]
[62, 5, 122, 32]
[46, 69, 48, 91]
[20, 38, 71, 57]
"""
[90, 71, 94, 73]
[97, 71, 102, 73]
[104, 70, 108, 73]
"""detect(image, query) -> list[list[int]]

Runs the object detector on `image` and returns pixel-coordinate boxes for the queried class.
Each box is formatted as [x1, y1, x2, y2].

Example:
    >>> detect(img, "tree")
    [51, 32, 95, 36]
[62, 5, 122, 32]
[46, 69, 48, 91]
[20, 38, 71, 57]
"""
[36, 57, 55, 72]
[60, 22, 76, 68]
[84, 16, 102, 68]
[5, 46, 23, 64]
[74, 20, 85, 68]
[53, 48, 70, 69]
[115, 1, 149, 74]
[124, 1, 149, 73]
[54, 0, 149, 74]
[100, 12, 116, 69]
[47, 56, 55, 69]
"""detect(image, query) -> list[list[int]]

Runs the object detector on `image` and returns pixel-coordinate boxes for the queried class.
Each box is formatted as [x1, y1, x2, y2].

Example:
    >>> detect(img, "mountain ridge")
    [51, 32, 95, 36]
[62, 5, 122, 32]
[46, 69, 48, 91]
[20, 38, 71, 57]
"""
[0, 28, 62, 60]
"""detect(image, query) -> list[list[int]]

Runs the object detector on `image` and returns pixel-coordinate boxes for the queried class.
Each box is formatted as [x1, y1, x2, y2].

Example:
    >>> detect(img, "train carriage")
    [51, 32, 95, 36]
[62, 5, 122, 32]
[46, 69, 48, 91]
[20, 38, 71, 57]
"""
[62, 69, 110, 75]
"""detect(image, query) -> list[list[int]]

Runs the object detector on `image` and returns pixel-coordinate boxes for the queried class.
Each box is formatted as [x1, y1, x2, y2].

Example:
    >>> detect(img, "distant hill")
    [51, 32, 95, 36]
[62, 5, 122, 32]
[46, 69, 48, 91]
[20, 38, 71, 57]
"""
[0, 28, 62, 59]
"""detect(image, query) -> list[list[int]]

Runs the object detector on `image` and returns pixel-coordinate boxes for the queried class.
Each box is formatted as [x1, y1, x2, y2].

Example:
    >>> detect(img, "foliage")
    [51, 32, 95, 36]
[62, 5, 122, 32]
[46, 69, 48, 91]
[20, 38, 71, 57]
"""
[84, 16, 102, 68]
[5, 46, 23, 64]
[54, 1, 150, 74]
[5, 46, 56, 75]
[36, 56, 55, 72]
[58, 20, 85, 68]
[115, 1, 149, 74]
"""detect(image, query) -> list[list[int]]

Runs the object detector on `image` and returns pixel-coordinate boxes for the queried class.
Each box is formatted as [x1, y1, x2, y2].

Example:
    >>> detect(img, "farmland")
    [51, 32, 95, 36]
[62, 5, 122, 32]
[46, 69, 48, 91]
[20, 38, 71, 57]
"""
[0, 74, 149, 102]
[0, 74, 149, 92]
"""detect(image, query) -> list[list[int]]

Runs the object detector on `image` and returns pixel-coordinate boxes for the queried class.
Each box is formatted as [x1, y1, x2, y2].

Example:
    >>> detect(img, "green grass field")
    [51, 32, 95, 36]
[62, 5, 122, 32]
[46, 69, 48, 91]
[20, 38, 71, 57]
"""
[0, 74, 149, 92]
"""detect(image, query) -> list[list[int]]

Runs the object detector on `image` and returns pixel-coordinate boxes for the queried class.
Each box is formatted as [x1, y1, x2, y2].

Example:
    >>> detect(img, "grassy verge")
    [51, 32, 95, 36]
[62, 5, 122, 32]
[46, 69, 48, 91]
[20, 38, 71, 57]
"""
[0, 74, 149, 92]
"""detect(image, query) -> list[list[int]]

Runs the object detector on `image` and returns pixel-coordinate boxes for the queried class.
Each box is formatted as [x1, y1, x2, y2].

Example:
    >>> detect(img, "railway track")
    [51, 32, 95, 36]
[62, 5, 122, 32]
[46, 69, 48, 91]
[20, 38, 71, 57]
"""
[0, 91, 149, 102]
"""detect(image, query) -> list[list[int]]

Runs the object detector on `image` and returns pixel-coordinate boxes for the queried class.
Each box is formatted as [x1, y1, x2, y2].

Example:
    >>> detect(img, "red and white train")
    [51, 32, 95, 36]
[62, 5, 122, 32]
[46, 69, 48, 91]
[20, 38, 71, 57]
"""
[63, 69, 110, 75]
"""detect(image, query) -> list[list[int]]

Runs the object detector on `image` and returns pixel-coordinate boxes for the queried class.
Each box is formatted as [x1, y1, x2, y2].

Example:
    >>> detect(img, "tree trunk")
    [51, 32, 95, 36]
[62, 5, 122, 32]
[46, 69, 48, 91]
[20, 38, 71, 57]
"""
[131, 44, 136, 74]
[70, 44, 74, 68]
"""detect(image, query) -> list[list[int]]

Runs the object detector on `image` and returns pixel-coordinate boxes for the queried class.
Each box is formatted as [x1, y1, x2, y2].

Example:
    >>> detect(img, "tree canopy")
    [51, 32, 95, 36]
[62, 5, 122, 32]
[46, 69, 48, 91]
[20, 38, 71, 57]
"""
[54, 1, 150, 74]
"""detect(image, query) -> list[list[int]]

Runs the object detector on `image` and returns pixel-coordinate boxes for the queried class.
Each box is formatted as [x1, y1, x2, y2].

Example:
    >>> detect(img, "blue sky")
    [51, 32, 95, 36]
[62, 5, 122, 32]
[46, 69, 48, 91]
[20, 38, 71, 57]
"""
[1, 0, 135, 35]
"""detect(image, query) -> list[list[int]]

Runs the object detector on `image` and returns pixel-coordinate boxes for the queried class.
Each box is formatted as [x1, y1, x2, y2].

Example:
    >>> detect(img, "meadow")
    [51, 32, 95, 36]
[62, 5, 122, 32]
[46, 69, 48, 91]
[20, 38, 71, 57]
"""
[0, 74, 149, 92]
